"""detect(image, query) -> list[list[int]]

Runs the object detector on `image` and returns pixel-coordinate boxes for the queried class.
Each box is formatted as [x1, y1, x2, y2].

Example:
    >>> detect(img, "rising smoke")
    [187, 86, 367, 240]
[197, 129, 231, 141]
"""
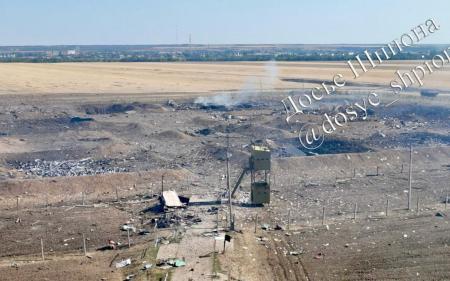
[194, 60, 278, 107]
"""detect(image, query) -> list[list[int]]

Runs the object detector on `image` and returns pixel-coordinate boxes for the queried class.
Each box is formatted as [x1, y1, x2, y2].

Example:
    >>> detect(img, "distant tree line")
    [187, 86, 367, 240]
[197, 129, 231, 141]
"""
[0, 46, 444, 63]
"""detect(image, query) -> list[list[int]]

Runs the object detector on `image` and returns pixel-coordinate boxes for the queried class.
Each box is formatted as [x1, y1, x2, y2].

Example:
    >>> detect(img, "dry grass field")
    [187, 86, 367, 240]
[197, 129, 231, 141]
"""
[0, 61, 449, 96]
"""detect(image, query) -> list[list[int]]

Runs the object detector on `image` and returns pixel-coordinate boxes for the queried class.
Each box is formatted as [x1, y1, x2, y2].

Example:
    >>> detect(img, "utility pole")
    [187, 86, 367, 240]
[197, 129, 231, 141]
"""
[408, 145, 413, 210]
[161, 174, 164, 195]
[226, 132, 234, 231]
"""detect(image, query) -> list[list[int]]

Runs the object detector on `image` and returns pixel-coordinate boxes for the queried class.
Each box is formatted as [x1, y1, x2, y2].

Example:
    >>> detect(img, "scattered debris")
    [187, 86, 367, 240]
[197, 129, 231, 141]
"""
[157, 258, 186, 268]
[314, 253, 324, 260]
[261, 224, 270, 230]
[121, 225, 137, 232]
[166, 100, 179, 108]
[138, 229, 150, 235]
[436, 212, 446, 217]
[207, 207, 219, 214]
[153, 212, 201, 228]
[196, 128, 215, 136]
[256, 236, 269, 242]
[289, 250, 303, 256]
[274, 224, 284, 231]
[9, 158, 129, 177]
[115, 258, 132, 268]
[169, 259, 186, 267]
[142, 263, 153, 270]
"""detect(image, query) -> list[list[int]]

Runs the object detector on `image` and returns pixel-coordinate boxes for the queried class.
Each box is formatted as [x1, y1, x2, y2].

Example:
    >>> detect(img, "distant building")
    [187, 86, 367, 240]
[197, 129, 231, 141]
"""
[0, 53, 16, 58]
[66, 49, 80, 56]
[46, 50, 60, 57]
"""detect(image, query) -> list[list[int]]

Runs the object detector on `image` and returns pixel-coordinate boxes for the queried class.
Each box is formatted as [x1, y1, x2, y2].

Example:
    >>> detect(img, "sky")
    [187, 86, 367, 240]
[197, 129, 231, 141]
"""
[0, 0, 449, 46]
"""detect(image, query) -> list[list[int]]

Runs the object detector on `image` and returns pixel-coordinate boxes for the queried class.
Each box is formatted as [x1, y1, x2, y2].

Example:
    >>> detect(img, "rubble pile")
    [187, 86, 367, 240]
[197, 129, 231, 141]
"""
[153, 212, 202, 228]
[9, 158, 129, 177]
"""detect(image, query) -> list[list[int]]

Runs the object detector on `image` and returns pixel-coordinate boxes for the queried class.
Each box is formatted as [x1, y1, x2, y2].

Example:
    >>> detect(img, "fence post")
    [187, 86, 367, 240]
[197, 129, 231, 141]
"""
[127, 229, 131, 248]
[322, 206, 326, 225]
[82, 233, 87, 256]
[213, 237, 217, 277]
[16, 196, 20, 218]
[353, 203, 358, 220]
[416, 194, 420, 214]
[287, 210, 291, 231]
[408, 145, 413, 210]
[386, 199, 389, 217]
[41, 238, 45, 261]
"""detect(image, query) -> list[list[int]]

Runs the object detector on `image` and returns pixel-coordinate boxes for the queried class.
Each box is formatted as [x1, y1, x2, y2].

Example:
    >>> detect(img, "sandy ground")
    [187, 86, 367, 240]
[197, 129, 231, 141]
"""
[1, 61, 450, 95]
[0, 252, 122, 281]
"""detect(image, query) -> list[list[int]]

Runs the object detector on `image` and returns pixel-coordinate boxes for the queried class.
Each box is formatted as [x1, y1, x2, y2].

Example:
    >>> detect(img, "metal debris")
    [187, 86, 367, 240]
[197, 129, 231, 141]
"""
[9, 158, 130, 177]
[115, 258, 132, 268]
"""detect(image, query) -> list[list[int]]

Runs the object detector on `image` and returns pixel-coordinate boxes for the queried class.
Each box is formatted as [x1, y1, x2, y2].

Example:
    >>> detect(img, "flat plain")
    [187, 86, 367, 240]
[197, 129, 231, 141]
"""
[1, 61, 450, 95]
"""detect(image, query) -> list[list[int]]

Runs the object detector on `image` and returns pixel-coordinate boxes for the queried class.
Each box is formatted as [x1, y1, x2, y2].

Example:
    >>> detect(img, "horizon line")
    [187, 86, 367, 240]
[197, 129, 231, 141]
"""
[1, 43, 449, 48]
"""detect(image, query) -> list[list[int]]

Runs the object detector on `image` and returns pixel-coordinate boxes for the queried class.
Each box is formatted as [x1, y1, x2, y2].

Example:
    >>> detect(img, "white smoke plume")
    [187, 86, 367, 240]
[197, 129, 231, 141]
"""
[263, 60, 279, 87]
[194, 60, 278, 107]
